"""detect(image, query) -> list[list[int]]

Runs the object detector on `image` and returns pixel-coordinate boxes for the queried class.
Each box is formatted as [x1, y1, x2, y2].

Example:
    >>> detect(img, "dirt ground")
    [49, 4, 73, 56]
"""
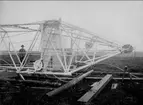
[0, 52, 143, 105]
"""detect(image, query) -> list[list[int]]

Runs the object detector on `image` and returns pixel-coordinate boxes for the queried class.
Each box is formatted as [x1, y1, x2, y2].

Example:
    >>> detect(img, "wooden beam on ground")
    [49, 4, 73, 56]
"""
[78, 74, 112, 103]
[91, 71, 143, 75]
[30, 87, 54, 91]
[0, 79, 62, 87]
[86, 77, 143, 80]
[47, 70, 93, 97]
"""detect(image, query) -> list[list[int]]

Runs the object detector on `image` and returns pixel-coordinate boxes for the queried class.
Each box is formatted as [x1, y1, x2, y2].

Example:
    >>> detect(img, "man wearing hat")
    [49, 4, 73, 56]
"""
[19, 45, 26, 62]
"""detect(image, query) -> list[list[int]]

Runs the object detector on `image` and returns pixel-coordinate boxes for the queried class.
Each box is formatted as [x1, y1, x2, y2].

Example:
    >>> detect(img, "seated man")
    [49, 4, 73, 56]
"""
[19, 45, 26, 62]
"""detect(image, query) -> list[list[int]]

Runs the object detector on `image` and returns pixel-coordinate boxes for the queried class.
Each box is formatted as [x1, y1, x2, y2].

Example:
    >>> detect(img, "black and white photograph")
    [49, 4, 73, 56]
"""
[0, 1, 143, 105]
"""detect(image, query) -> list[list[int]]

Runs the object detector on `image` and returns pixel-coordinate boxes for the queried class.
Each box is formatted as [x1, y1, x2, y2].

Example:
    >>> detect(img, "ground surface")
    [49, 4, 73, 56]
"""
[0, 52, 143, 105]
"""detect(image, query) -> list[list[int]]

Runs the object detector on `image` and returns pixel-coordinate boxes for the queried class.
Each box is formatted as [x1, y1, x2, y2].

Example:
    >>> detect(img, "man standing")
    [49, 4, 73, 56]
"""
[19, 45, 26, 62]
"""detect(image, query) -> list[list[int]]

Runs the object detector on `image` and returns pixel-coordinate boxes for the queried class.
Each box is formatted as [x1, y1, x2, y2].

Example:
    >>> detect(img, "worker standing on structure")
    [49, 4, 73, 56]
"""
[19, 45, 26, 62]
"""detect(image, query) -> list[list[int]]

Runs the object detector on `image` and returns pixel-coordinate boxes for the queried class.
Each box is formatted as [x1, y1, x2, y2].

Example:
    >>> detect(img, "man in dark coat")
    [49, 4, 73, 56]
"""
[19, 45, 26, 62]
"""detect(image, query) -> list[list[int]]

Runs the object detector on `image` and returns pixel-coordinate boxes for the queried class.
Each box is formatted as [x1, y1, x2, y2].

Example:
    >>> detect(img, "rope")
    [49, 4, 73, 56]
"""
[99, 63, 138, 78]
[98, 50, 138, 78]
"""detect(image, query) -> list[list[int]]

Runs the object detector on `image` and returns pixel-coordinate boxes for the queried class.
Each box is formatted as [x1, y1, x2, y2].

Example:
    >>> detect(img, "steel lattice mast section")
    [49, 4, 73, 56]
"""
[0, 22, 41, 72]
[36, 19, 123, 75]
[0, 19, 133, 76]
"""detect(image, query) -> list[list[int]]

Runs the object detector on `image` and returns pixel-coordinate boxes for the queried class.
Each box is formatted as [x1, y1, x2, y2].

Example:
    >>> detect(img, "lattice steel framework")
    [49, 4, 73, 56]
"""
[0, 19, 131, 75]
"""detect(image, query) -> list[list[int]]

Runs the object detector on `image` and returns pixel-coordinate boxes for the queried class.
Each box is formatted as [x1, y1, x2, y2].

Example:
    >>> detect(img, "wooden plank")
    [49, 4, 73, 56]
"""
[78, 74, 112, 102]
[86, 77, 143, 80]
[0, 79, 62, 87]
[47, 70, 93, 97]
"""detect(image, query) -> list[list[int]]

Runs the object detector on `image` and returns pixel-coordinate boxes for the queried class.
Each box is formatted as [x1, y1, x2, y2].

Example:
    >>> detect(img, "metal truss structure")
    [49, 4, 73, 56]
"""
[0, 19, 133, 76]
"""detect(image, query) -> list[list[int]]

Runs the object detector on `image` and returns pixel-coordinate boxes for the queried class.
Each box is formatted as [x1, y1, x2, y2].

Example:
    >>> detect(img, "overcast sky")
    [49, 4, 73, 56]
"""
[0, 1, 143, 51]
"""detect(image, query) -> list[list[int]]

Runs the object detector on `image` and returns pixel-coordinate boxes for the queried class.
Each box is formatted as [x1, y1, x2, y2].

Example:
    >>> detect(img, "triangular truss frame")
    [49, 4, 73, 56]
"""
[0, 19, 127, 76]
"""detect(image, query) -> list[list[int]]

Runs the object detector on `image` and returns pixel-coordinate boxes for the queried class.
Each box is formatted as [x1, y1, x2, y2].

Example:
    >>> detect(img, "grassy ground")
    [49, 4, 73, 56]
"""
[99, 52, 143, 73]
